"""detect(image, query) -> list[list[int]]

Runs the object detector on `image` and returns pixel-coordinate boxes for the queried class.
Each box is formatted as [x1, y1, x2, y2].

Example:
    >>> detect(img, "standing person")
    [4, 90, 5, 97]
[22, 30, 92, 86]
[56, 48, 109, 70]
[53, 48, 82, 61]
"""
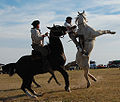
[31, 20, 48, 57]
[64, 17, 87, 56]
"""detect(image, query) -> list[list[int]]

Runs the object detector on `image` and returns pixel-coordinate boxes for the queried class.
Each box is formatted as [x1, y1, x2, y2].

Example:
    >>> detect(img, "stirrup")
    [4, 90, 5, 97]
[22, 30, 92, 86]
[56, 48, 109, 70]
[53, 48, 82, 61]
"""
[77, 46, 82, 52]
[82, 53, 87, 57]
[82, 50, 88, 56]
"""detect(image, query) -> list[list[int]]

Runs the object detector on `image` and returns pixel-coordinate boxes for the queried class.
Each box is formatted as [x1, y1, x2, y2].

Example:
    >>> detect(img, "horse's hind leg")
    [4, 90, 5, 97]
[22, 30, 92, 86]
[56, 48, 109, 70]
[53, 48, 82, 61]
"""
[27, 86, 41, 97]
[49, 70, 61, 86]
[27, 77, 41, 96]
[83, 68, 91, 88]
[32, 77, 41, 87]
[88, 73, 97, 82]
[48, 75, 53, 83]
[21, 78, 38, 98]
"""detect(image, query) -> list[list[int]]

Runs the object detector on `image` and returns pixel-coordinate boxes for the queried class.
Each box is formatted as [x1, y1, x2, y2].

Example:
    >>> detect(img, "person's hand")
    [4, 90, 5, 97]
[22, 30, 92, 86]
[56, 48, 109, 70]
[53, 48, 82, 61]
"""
[45, 32, 48, 36]
[73, 25, 77, 28]
[71, 25, 77, 29]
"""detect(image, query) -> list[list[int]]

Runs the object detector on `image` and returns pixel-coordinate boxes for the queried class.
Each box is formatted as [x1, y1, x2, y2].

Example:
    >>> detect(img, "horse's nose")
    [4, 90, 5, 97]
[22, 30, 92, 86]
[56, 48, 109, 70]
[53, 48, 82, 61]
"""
[65, 31, 67, 34]
[0, 67, 3, 74]
[0, 65, 5, 74]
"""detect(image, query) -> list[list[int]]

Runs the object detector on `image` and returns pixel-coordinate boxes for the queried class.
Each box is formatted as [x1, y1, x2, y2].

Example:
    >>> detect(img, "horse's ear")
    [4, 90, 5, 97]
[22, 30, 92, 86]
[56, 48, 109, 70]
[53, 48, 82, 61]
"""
[78, 12, 80, 15]
[47, 27, 52, 30]
[82, 10, 85, 14]
[53, 24, 55, 27]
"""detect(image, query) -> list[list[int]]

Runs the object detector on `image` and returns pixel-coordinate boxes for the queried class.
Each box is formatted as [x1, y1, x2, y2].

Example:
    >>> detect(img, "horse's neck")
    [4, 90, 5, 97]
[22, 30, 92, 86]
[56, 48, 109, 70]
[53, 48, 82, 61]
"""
[77, 23, 87, 35]
[78, 23, 87, 30]
[49, 37, 64, 54]
[77, 23, 97, 41]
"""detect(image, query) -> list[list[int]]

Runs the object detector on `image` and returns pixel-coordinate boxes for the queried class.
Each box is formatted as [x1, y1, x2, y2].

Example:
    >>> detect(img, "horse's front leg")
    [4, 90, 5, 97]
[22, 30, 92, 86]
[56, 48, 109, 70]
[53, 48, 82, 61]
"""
[57, 67, 71, 92]
[83, 68, 91, 88]
[98, 30, 116, 35]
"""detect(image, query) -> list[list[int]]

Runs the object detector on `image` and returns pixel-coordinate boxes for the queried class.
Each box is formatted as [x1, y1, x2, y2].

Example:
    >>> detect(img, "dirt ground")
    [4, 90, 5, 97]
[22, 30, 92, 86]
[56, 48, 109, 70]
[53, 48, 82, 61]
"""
[0, 68, 120, 102]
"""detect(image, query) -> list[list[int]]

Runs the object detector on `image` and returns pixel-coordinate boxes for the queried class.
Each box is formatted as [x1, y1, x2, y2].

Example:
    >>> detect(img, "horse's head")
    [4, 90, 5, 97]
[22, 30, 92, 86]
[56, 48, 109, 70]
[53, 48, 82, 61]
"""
[1, 63, 15, 76]
[1, 64, 9, 74]
[75, 10, 87, 25]
[47, 25, 67, 37]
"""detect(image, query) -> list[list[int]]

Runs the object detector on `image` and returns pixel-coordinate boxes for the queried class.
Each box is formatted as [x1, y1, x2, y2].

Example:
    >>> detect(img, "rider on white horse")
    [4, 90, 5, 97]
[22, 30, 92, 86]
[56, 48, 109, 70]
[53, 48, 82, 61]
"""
[64, 17, 87, 56]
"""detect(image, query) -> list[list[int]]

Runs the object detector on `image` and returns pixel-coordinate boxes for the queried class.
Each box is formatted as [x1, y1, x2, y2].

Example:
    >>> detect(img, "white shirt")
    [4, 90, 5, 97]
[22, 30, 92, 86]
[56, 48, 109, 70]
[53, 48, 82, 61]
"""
[31, 28, 44, 46]
[64, 22, 73, 33]
[64, 22, 76, 33]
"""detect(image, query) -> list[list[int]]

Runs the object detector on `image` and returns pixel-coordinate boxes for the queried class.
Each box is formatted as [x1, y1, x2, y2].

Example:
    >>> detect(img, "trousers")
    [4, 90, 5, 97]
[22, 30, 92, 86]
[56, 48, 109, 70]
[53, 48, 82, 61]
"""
[31, 44, 48, 56]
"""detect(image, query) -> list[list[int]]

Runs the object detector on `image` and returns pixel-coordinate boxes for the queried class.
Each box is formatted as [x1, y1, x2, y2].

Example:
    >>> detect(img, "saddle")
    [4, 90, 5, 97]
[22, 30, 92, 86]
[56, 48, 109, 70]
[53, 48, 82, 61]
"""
[31, 50, 42, 60]
[32, 50, 41, 56]
[31, 45, 51, 61]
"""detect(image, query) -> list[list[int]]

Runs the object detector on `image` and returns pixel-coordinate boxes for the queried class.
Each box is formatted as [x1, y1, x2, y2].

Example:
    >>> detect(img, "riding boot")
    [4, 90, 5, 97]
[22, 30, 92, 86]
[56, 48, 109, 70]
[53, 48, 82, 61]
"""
[81, 50, 89, 56]
[42, 56, 46, 64]
[78, 35, 88, 56]
[77, 46, 87, 56]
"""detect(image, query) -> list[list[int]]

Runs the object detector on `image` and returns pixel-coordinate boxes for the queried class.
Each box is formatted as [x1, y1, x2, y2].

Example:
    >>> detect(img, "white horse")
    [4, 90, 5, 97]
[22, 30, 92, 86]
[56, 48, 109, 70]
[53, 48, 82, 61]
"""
[75, 11, 116, 88]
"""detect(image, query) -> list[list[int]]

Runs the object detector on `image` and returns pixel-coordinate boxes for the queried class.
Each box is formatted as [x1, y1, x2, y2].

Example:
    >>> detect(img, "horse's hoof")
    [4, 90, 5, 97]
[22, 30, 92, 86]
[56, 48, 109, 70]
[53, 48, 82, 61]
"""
[36, 85, 41, 88]
[57, 82, 61, 86]
[48, 81, 50, 83]
[94, 78, 97, 82]
[31, 95, 38, 99]
[36, 94, 43, 97]
[111, 32, 116, 34]
[65, 86, 71, 92]
[110, 31, 116, 34]
[33, 92, 43, 97]
[87, 83, 90, 88]
[31, 85, 34, 87]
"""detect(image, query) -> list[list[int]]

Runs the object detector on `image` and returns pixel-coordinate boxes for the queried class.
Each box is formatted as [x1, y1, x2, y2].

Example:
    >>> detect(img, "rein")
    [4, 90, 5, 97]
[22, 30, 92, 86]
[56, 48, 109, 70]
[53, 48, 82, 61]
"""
[76, 14, 87, 26]
[48, 32, 65, 39]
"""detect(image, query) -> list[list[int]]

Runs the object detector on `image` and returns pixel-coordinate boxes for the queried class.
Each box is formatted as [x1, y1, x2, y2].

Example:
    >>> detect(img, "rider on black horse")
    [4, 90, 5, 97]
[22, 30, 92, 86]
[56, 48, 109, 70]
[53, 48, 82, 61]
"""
[31, 20, 48, 56]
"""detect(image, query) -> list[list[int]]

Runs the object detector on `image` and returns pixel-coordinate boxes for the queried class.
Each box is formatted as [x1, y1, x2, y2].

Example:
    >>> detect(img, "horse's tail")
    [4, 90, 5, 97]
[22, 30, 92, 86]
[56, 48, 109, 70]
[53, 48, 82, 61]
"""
[2, 63, 16, 76]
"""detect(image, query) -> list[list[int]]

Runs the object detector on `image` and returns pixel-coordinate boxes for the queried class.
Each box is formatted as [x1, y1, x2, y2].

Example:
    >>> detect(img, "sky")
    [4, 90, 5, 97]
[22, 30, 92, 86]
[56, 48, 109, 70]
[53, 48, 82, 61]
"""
[0, 0, 120, 65]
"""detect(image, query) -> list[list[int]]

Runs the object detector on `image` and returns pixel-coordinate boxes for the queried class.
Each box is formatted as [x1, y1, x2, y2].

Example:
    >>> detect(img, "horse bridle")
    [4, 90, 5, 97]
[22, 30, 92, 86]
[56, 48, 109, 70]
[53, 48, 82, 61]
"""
[76, 14, 87, 26]
[49, 30, 65, 38]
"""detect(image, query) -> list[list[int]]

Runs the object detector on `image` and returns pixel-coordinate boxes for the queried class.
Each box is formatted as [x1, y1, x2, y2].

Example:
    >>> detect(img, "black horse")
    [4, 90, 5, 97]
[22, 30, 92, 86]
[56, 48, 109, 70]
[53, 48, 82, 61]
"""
[2, 25, 70, 98]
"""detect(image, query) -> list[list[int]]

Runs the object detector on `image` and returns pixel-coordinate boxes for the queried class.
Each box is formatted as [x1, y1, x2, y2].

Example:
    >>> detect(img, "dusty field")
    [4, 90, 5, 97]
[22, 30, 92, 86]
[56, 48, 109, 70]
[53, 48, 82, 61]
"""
[0, 68, 120, 102]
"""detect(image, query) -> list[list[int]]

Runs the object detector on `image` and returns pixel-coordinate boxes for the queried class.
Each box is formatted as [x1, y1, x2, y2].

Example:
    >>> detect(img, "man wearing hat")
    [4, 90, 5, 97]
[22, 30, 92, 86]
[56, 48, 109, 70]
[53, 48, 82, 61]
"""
[64, 17, 87, 56]
[31, 20, 48, 56]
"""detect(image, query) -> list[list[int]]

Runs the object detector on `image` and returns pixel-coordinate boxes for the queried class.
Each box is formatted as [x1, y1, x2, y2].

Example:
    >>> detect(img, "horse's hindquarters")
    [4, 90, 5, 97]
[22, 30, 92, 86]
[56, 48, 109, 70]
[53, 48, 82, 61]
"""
[76, 51, 89, 69]
[84, 40, 95, 56]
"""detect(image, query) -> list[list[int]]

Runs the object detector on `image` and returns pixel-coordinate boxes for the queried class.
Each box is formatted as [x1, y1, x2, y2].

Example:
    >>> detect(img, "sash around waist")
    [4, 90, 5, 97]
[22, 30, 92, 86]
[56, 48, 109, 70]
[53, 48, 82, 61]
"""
[31, 43, 43, 47]
[84, 39, 95, 42]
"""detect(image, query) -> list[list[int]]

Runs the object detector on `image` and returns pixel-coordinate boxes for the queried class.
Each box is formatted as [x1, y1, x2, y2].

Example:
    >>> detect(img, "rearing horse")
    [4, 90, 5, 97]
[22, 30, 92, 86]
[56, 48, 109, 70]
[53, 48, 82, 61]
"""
[2, 25, 70, 98]
[75, 11, 116, 88]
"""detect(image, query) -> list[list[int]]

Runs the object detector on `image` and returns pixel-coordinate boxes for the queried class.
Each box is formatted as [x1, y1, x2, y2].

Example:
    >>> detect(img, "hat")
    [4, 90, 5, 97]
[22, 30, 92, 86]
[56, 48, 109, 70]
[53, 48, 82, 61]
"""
[31, 20, 40, 27]
[66, 17, 72, 20]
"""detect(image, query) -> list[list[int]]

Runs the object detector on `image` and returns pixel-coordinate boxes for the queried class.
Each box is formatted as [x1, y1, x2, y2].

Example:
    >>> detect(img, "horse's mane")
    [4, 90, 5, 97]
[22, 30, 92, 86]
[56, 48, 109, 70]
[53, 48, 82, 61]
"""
[75, 16, 79, 25]
[75, 12, 87, 26]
